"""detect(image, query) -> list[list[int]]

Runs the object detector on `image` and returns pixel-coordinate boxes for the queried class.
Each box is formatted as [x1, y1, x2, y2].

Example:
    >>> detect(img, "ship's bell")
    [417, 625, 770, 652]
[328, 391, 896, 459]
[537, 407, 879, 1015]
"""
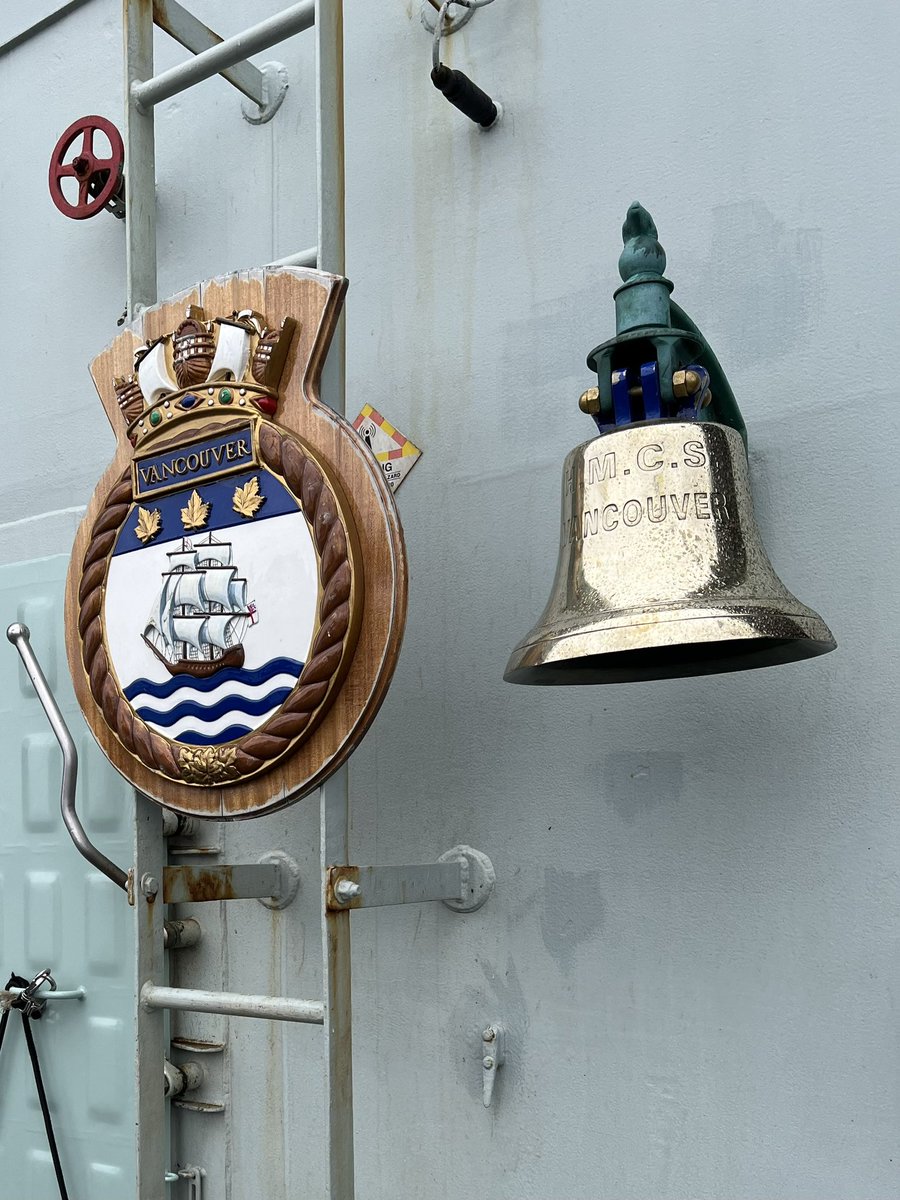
[504, 204, 835, 685]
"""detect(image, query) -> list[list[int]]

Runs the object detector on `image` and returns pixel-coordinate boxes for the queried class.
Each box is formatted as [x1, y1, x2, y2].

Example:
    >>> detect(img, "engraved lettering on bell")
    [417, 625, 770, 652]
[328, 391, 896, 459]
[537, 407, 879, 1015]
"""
[506, 422, 835, 684]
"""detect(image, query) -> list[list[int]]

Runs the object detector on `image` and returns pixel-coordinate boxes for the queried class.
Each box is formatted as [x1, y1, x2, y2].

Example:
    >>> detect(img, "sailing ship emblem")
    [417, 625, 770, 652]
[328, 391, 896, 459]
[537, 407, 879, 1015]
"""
[67, 270, 407, 819]
[144, 534, 254, 677]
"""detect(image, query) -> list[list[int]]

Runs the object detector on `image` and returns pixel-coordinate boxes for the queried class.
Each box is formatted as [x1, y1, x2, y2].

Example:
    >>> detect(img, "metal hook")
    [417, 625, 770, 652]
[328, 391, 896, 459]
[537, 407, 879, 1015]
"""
[7, 624, 130, 893]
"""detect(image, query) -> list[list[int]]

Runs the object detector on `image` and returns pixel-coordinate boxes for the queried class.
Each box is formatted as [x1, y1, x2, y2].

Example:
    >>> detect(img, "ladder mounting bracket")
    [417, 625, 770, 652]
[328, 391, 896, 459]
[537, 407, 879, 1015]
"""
[162, 860, 298, 906]
[326, 845, 495, 913]
[242, 61, 289, 124]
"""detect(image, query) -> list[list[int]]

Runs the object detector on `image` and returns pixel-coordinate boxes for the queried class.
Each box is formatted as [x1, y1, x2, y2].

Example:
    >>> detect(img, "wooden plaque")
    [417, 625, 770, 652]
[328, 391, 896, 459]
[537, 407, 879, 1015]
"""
[65, 269, 407, 818]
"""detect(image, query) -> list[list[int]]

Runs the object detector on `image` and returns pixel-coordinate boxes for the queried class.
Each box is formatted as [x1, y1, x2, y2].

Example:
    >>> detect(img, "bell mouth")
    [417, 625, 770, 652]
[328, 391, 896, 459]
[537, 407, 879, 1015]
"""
[504, 608, 836, 685]
[505, 635, 834, 685]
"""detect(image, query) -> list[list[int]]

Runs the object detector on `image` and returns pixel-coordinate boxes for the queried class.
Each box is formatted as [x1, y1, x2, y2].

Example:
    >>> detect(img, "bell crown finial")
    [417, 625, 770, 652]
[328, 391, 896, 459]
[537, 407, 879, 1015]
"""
[618, 201, 666, 284]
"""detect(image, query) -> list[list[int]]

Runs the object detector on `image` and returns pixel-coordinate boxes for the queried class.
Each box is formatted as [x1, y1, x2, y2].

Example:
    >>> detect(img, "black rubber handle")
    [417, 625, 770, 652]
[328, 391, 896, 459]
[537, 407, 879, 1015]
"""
[431, 65, 498, 128]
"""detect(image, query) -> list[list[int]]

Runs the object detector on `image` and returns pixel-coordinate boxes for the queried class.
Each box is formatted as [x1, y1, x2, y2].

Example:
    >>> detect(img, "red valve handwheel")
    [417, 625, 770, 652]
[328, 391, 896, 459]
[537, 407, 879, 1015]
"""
[49, 115, 124, 220]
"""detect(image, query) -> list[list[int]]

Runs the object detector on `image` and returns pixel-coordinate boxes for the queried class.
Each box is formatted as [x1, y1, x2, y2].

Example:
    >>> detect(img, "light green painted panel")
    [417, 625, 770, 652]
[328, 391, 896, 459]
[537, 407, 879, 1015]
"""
[0, 555, 135, 1199]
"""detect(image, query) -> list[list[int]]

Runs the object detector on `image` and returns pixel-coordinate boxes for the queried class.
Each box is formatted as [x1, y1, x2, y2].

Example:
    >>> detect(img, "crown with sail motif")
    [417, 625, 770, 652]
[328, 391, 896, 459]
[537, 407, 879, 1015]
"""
[114, 306, 297, 447]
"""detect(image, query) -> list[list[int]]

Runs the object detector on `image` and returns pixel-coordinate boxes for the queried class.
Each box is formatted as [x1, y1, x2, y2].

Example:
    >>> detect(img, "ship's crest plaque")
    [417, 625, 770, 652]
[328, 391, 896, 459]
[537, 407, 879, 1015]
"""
[66, 270, 407, 818]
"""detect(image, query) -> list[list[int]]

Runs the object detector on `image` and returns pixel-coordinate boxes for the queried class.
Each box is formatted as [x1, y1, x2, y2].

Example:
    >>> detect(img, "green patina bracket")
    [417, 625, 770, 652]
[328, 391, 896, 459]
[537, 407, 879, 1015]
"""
[586, 202, 747, 445]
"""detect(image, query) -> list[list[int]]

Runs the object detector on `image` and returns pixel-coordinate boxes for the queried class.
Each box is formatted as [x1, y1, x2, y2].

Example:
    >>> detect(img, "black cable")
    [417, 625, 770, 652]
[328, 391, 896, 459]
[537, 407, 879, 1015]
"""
[0, 972, 71, 1200]
[20, 1011, 70, 1200]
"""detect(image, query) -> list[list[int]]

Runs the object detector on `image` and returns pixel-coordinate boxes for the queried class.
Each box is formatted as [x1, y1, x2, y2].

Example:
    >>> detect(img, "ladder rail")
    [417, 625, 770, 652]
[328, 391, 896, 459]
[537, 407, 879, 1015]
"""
[123, 1, 351, 1195]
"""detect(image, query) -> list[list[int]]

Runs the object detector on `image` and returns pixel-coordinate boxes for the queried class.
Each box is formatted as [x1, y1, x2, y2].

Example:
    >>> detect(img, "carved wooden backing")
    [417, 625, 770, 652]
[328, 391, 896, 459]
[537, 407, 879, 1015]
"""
[65, 269, 408, 819]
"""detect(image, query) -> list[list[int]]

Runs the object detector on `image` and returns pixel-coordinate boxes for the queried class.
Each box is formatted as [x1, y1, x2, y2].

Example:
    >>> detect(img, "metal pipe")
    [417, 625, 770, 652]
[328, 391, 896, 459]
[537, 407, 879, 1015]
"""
[6, 624, 130, 891]
[7, 986, 86, 1001]
[268, 245, 318, 268]
[163, 918, 202, 950]
[133, 0, 315, 110]
[316, 2, 353, 1192]
[125, 0, 158, 315]
[141, 983, 325, 1024]
[135, 798, 167, 1200]
[152, 0, 265, 105]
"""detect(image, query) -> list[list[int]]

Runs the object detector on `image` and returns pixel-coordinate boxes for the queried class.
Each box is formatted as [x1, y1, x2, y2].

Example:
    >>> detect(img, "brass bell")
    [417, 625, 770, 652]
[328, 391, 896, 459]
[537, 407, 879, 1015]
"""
[505, 204, 835, 685]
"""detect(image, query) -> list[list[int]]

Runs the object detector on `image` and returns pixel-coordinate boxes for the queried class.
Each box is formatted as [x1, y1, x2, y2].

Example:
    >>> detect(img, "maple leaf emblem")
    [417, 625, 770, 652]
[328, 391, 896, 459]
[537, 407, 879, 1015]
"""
[179, 746, 240, 785]
[134, 506, 162, 544]
[232, 476, 265, 519]
[181, 489, 210, 530]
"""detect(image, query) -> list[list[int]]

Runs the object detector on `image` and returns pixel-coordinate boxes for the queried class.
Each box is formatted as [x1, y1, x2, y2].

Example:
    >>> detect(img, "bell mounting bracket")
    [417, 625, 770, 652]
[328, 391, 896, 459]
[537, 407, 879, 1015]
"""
[49, 115, 126, 221]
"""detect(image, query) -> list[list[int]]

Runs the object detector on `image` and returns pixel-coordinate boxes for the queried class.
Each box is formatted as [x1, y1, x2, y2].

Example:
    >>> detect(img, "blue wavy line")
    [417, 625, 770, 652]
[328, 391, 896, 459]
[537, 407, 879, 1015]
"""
[135, 686, 292, 728]
[175, 725, 254, 746]
[124, 657, 303, 702]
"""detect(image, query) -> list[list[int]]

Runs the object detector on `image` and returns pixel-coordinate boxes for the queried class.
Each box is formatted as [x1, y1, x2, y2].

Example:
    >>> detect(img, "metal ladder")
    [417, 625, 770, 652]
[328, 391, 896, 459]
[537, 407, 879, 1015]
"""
[7, 5, 495, 1197]
[123, 5, 353, 1195]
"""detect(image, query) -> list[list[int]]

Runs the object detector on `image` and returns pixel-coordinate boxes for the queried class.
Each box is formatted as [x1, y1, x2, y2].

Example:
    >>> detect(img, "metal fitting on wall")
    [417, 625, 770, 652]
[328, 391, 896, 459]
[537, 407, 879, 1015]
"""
[428, 0, 501, 129]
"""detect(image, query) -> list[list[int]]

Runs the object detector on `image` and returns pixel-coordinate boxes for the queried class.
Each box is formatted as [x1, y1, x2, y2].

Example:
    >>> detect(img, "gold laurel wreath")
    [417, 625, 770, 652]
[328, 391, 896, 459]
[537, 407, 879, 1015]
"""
[77, 422, 354, 785]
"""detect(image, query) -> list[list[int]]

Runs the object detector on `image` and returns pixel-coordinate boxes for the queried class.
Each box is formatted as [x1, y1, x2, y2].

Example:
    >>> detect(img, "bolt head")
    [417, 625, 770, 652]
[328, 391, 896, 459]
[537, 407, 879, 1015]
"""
[483, 1055, 495, 1069]
[482, 1027, 496, 1042]
[334, 878, 362, 904]
[141, 873, 159, 898]
[579, 386, 600, 415]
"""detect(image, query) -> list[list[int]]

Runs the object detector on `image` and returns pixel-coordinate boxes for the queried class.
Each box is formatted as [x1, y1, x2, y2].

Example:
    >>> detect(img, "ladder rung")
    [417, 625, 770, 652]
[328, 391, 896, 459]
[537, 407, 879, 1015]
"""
[134, 0, 315, 110]
[268, 245, 318, 268]
[142, 983, 325, 1024]
[153, 0, 265, 106]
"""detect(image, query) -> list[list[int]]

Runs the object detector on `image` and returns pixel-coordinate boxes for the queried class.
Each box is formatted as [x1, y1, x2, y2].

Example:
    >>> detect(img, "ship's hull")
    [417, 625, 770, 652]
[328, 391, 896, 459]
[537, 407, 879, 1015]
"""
[143, 636, 244, 678]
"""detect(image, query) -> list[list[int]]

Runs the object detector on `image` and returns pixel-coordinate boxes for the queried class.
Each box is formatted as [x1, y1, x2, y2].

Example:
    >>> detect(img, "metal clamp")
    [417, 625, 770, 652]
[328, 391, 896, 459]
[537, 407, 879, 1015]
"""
[180, 1166, 206, 1200]
[6, 624, 130, 893]
[420, 0, 475, 33]
[12, 969, 57, 1019]
[165, 1166, 206, 1198]
[481, 1022, 505, 1108]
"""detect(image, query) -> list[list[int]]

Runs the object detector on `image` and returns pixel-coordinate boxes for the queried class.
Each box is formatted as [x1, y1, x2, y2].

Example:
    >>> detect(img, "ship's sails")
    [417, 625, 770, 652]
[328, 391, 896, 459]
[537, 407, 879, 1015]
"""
[209, 321, 250, 383]
[229, 577, 248, 610]
[174, 571, 205, 611]
[143, 535, 252, 666]
[172, 616, 206, 652]
[137, 339, 177, 405]
[203, 567, 234, 609]
[206, 614, 248, 651]
[196, 541, 231, 569]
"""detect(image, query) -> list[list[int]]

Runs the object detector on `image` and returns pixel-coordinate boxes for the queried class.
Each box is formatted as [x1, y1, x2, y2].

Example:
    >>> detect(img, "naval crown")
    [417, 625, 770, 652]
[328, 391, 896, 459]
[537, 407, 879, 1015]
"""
[115, 305, 297, 444]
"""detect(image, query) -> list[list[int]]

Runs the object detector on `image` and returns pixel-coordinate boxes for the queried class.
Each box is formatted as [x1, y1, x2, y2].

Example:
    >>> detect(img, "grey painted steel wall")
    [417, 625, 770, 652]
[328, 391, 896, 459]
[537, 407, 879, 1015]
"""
[0, 557, 135, 1197]
[1, 1, 898, 1197]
